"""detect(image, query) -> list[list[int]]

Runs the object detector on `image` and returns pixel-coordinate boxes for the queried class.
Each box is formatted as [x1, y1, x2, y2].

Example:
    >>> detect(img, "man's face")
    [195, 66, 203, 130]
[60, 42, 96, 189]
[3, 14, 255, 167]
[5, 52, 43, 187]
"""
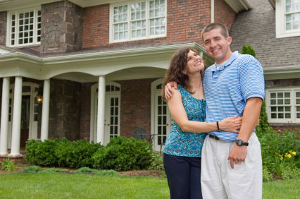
[203, 28, 232, 64]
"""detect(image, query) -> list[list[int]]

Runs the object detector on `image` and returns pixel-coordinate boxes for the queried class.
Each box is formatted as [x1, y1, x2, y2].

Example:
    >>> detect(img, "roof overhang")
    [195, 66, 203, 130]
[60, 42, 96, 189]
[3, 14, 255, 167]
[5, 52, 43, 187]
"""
[0, 0, 127, 11]
[0, 42, 213, 82]
[225, 0, 252, 13]
[264, 65, 300, 80]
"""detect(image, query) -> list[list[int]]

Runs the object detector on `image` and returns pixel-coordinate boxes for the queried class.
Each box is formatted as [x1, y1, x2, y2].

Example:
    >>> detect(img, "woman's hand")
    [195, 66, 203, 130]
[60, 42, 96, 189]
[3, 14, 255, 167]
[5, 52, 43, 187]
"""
[219, 115, 242, 133]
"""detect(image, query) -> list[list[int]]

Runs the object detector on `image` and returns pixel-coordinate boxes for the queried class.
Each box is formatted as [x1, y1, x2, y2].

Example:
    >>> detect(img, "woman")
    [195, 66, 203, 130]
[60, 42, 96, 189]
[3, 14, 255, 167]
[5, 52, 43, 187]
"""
[162, 47, 241, 199]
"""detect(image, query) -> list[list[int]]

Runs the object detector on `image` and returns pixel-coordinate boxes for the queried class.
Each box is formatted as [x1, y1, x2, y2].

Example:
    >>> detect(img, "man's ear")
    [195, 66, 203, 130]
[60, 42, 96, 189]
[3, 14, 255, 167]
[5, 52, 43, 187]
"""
[227, 37, 232, 45]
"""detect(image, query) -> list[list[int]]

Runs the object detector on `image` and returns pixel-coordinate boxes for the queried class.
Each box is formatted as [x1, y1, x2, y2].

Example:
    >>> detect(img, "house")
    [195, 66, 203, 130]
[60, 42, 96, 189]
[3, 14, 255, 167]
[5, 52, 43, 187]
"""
[0, 0, 271, 157]
[230, 0, 300, 131]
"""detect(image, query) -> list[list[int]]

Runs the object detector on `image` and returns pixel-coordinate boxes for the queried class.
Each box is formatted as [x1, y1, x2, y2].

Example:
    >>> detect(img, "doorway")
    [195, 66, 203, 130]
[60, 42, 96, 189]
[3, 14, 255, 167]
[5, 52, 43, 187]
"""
[20, 95, 30, 147]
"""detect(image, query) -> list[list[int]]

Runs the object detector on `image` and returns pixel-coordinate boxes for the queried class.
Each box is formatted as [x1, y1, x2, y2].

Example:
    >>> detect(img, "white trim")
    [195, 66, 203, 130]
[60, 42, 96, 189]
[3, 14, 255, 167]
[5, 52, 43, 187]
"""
[266, 87, 300, 123]
[276, 0, 300, 38]
[211, 0, 214, 23]
[109, 0, 167, 43]
[224, 0, 252, 13]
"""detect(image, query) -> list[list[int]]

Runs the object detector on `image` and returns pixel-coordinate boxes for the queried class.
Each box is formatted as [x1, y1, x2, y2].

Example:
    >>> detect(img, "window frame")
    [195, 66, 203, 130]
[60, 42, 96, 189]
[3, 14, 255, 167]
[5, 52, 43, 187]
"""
[276, 0, 300, 38]
[6, 7, 41, 47]
[109, 0, 167, 43]
[266, 88, 300, 123]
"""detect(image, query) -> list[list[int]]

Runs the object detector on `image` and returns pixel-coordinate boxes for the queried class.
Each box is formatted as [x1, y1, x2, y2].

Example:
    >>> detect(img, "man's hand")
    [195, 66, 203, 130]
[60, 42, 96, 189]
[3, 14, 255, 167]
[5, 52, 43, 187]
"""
[165, 81, 178, 100]
[227, 145, 247, 169]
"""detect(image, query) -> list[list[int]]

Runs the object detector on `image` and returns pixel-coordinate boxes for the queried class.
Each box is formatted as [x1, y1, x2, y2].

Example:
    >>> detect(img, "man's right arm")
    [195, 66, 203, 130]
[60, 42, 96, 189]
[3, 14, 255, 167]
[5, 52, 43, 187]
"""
[164, 82, 178, 100]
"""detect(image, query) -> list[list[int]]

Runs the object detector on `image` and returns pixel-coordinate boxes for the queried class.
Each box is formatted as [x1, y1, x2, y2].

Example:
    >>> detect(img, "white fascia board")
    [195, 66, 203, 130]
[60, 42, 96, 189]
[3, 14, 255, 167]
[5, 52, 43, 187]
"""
[268, 0, 276, 9]
[42, 43, 200, 65]
[0, 0, 58, 11]
[224, 0, 252, 13]
[68, 0, 124, 7]
[264, 65, 300, 80]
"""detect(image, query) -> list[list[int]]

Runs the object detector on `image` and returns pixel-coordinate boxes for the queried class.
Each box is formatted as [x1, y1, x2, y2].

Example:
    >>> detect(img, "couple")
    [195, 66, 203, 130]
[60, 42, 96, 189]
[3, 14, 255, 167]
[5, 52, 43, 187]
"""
[162, 23, 265, 199]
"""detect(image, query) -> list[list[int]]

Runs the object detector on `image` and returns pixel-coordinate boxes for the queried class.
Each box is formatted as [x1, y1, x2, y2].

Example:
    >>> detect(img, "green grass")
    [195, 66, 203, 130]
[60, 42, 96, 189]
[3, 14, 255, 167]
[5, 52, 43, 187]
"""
[0, 173, 169, 199]
[263, 178, 300, 199]
[0, 173, 299, 199]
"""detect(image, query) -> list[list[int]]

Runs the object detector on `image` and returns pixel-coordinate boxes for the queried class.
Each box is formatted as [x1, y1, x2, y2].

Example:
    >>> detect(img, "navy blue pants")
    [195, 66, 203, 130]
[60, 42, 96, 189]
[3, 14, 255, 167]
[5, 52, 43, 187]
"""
[163, 153, 202, 199]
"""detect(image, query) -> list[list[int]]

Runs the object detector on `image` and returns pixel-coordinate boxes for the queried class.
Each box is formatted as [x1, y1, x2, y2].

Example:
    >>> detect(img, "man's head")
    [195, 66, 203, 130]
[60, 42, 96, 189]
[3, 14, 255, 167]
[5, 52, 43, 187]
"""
[201, 23, 232, 64]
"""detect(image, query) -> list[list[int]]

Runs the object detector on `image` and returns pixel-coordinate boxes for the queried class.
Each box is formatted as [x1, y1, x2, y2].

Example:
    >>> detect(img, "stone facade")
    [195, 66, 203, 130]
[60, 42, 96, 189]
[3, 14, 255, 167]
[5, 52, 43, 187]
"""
[41, 0, 83, 54]
[0, 12, 6, 45]
[49, 79, 81, 140]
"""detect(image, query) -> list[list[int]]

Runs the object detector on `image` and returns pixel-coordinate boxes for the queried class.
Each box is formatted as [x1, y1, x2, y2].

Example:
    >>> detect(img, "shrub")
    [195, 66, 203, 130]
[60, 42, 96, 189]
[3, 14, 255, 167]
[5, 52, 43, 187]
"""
[262, 166, 273, 182]
[92, 136, 153, 171]
[39, 168, 68, 174]
[23, 165, 42, 173]
[0, 158, 17, 171]
[74, 167, 121, 176]
[54, 139, 102, 168]
[25, 139, 62, 166]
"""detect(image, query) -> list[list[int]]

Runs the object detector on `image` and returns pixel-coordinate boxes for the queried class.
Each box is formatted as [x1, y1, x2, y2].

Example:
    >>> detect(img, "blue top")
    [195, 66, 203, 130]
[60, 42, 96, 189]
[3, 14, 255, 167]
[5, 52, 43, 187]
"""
[164, 85, 207, 157]
[203, 51, 265, 142]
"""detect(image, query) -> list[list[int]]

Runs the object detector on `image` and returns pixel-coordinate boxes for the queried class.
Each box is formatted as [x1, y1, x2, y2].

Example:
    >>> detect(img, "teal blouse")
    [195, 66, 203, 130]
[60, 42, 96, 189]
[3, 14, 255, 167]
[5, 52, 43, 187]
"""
[164, 85, 207, 157]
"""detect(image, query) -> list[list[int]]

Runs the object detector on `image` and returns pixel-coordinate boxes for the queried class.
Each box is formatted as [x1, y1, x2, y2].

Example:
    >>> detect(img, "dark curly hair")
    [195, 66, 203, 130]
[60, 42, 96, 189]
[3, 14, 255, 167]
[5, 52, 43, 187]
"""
[162, 47, 204, 100]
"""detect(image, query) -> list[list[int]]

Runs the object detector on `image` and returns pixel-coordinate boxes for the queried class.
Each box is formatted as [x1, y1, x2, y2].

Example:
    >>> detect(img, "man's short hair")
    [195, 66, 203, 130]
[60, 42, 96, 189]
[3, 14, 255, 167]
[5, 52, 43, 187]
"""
[201, 23, 229, 41]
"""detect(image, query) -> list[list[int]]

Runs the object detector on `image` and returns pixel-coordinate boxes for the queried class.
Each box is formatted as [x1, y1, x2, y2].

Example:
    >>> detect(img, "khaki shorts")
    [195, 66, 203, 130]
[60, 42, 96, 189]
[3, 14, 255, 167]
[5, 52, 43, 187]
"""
[201, 133, 262, 199]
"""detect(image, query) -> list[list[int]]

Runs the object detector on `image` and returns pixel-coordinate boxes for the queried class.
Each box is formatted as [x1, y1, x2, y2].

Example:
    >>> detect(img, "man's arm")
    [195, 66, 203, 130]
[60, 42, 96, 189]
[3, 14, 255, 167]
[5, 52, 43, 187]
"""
[164, 82, 177, 100]
[227, 97, 262, 169]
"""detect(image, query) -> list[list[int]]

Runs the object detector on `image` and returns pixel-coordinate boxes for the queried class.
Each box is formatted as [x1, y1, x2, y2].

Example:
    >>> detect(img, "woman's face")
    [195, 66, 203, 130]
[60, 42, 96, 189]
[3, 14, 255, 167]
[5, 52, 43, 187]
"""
[184, 50, 204, 75]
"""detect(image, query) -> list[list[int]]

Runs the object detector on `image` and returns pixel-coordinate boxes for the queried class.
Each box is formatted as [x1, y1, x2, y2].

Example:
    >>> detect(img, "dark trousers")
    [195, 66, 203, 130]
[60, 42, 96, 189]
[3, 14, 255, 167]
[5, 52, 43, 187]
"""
[163, 153, 202, 199]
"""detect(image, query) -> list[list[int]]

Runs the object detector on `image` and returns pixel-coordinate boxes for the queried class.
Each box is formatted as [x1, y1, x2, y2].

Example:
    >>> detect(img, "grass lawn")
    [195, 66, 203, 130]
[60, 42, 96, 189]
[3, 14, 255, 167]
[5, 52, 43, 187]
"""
[0, 173, 299, 199]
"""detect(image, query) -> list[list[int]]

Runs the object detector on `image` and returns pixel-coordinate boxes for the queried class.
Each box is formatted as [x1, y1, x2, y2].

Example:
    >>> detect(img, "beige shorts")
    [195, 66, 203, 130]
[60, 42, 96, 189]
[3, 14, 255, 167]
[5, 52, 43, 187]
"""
[201, 133, 262, 199]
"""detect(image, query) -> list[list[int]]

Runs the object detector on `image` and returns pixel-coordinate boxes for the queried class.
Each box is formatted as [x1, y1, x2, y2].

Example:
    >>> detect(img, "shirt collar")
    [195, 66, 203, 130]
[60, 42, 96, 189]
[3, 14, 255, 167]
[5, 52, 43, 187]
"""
[210, 51, 240, 72]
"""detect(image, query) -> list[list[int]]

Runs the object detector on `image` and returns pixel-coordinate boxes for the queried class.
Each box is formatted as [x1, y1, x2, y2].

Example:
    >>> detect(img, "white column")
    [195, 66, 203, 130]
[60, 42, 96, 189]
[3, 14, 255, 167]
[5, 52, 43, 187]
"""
[211, 0, 214, 23]
[9, 76, 22, 156]
[97, 76, 105, 145]
[41, 79, 50, 141]
[0, 77, 10, 155]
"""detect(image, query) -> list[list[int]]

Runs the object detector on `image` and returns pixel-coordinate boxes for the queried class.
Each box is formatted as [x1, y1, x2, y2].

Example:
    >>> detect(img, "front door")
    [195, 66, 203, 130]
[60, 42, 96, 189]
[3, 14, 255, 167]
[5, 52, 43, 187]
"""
[104, 94, 120, 144]
[20, 95, 30, 147]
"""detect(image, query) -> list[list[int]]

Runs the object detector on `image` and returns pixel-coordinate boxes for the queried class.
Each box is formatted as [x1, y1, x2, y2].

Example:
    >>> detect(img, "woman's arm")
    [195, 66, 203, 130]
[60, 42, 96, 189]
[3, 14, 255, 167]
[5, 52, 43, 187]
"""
[168, 89, 241, 133]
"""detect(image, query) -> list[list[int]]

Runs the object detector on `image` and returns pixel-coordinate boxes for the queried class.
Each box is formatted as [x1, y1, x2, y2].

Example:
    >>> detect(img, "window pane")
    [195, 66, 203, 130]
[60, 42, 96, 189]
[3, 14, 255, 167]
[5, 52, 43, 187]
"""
[285, 99, 290, 104]
[278, 99, 283, 105]
[271, 107, 277, 112]
[285, 113, 291, 118]
[270, 93, 276, 98]
[278, 107, 284, 112]
[285, 106, 291, 111]
[296, 92, 300, 97]
[271, 113, 277, 118]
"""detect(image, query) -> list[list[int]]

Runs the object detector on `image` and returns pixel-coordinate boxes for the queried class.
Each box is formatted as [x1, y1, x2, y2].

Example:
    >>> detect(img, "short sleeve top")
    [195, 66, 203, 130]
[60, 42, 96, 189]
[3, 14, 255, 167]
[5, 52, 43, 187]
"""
[163, 85, 207, 157]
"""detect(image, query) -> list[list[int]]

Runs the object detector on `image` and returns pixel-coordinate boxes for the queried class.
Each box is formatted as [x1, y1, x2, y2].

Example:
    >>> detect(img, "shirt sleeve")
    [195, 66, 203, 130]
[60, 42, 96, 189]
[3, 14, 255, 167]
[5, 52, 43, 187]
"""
[238, 55, 265, 101]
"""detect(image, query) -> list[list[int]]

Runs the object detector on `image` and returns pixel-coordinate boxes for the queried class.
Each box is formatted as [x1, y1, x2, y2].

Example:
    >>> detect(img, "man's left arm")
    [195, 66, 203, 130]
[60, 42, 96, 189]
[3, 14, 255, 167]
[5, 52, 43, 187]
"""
[228, 97, 262, 169]
[227, 55, 265, 169]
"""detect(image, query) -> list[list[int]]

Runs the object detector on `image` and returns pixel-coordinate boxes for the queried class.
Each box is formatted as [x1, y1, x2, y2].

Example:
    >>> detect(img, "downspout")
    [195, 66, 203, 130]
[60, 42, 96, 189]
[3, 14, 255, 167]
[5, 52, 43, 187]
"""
[211, 0, 214, 23]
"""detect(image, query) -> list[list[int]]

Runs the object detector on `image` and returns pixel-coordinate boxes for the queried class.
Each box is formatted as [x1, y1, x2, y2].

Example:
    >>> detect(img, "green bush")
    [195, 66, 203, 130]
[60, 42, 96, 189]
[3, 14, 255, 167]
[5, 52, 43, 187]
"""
[25, 139, 62, 166]
[0, 158, 17, 171]
[92, 136, 153, 171]
[55, 139, 102, 168]
[39, 168, 68, 174]
[23, 165, 42, 173]
[262, 166, 273, 182]
[25, 138, 101, 168]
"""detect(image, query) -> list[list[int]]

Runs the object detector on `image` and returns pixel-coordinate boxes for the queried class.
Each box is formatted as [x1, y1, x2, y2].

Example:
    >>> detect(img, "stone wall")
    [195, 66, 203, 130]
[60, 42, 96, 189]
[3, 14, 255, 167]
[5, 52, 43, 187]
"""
[0, 12, 6, 45]
[49, 79, 81, 141]
[41, 0, 83, 54]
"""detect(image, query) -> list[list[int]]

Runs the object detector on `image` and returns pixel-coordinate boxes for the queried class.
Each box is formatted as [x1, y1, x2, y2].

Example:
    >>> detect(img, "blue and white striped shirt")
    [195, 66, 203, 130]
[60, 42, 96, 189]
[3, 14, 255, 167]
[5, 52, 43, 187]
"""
[203, 51, 265, 142]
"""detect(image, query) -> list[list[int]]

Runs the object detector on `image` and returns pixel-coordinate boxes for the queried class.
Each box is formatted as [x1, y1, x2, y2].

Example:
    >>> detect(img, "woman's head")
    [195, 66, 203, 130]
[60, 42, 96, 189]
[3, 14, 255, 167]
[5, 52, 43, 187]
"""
[162, 47, 204, 99]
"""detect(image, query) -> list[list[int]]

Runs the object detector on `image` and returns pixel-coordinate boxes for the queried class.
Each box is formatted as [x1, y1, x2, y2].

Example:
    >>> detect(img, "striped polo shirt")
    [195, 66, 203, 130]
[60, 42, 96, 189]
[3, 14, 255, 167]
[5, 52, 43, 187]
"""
[203, 51, 265, 142]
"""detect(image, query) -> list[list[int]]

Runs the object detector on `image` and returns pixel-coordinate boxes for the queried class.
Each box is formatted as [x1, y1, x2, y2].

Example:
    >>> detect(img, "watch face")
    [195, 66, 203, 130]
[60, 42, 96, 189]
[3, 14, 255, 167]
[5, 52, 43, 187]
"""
[237, 140, 243, 146]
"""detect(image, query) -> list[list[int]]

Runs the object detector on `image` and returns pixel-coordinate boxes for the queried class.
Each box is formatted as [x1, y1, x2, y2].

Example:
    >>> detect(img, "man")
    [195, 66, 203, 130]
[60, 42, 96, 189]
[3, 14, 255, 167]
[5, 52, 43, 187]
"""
[165, 23, 264, 199]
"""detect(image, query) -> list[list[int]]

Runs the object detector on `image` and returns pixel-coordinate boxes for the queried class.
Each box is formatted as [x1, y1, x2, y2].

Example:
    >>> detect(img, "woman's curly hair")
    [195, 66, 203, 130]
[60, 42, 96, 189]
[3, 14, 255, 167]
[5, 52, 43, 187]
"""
[162, 47, 204, 100]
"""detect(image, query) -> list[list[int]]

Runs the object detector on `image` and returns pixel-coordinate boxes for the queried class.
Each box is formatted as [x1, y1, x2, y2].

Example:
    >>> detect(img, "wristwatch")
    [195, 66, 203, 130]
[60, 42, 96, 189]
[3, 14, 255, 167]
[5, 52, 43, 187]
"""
[235, 139, 249, 146]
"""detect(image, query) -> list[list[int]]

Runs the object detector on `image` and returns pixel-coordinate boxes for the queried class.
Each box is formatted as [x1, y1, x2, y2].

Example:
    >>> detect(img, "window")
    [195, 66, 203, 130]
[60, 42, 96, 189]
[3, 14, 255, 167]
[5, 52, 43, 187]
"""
[7, 8, 41, 47]
[110, 0, 166, 43]
[266, 88, 300, 123]
[276, 0, 300, 38]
